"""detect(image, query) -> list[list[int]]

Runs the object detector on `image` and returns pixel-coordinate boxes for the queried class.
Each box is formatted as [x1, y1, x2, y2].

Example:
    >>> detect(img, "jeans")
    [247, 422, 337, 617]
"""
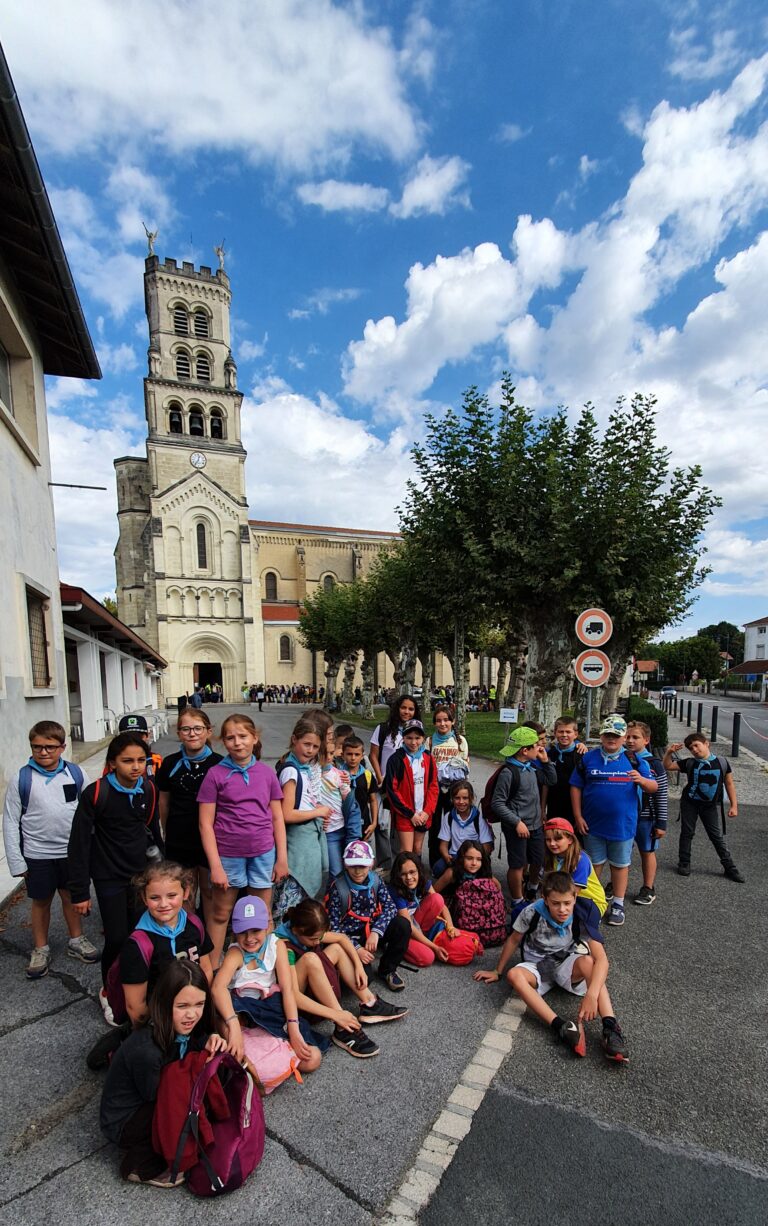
[678, 798, 735, 869]
[326, 829, 346, 879]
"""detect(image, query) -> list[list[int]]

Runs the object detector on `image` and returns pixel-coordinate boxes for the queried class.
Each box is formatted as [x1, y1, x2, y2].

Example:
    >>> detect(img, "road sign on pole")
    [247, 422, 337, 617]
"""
[575, 649, 611, 688]
[575, 608, 613, 648]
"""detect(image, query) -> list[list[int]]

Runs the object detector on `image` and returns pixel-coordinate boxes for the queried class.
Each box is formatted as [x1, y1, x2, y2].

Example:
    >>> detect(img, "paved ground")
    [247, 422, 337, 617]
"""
[0, 702, 765, 1224]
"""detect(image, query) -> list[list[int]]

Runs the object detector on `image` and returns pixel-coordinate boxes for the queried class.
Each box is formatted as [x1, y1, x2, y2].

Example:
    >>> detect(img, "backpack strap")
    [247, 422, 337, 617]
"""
[188, 913, 206, 942]
[128, 929, 155, 966]
[18, 765, 32, 818]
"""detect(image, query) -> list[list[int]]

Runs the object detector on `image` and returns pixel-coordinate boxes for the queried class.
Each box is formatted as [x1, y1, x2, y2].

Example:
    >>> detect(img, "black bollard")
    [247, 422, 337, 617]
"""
[697, 702, 703, 733]
[710, 705, 718, 742]
[687, 700, 692, 727]
[732, 712, 741, 758]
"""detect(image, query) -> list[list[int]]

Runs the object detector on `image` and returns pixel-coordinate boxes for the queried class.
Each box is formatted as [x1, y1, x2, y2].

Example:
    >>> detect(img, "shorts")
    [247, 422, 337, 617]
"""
[217, 849, 276, 890]
[24, 857, 70, 900]
[582, 833, 633, 869]
[393, 812, 432, 834]
[634, 819, 660, 854]
[502, 825, 545, 871]
[517, 953, 587, 997]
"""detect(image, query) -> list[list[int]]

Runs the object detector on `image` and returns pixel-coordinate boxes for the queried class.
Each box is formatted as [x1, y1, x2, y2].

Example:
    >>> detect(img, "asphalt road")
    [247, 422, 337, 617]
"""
[652, 691, 768, 762]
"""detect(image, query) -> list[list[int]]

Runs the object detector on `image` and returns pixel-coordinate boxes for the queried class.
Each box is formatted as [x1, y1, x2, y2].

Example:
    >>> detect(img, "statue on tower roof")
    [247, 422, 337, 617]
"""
[214, 240, 226, 270]
[142, 222, 158, 255]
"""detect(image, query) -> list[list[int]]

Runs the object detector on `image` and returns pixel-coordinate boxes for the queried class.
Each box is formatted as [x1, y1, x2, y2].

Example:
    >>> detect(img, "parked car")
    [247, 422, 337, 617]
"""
[660, 686, 677, 698]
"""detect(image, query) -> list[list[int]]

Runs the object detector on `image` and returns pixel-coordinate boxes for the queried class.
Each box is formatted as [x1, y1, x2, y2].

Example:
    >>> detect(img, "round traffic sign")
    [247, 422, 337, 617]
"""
[575, 649, 611, 687]
[575, 608, 613, 647]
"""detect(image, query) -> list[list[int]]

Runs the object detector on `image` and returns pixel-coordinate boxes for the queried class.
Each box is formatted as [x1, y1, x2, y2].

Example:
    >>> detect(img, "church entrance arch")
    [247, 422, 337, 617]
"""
[179, 633, 238, 703]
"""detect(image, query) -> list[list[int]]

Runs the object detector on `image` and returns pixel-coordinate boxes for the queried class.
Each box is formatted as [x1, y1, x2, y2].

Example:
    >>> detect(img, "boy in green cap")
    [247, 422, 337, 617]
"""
[491, 725, 555, 907]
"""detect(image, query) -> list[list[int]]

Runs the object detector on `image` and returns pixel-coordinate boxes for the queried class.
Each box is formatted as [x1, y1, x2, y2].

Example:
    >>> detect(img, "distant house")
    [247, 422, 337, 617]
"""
[727, 617, 768, 701]
[0, 48, 100, 796]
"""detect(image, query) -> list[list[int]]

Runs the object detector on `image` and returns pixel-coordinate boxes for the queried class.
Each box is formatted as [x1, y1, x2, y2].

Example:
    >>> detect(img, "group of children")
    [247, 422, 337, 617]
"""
[0, 696, 744, 1187]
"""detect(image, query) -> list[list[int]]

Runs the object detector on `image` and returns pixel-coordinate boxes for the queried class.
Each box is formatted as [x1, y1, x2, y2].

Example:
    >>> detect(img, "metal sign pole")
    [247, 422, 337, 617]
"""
[585, 688, 593, 740]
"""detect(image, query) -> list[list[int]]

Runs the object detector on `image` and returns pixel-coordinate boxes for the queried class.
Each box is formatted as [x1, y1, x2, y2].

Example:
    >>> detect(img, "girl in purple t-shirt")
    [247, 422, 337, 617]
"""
[198, 715, 287, 967]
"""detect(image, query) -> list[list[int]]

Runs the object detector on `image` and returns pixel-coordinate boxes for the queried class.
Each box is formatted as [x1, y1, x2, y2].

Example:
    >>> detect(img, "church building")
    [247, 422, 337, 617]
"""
[113, 252, 404, 702]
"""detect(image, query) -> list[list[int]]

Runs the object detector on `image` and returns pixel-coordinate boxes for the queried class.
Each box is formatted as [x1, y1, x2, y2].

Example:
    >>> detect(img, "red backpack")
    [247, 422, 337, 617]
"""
[168, 1052, 265, 1197]
[480, 762, 520, 823]
[451, 879, 507, 946]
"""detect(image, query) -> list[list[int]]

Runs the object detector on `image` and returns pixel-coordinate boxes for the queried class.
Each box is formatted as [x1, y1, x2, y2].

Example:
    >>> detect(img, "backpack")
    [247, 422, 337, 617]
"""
[271, 873, 308, 923]
[480, 761, 521, 823]
[451, 879, 507, 946]
[103, 912, 205, 1025]
[433, 927, 483, 965]
[241, 1027, 303, 1095]
[436, 753, 470, 789]
[325, 872, 384, 940]
[18, 761, 85, 816]
[168, 1052, 265, 1196]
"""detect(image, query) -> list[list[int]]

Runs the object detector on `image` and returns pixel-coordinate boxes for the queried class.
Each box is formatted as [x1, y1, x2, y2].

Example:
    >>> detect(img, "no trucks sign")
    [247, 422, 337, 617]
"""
[575, 608, 613, 648]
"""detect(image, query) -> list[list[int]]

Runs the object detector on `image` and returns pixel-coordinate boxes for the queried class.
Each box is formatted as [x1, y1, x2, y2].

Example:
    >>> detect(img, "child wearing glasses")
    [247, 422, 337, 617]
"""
[2, 721, 97, 980]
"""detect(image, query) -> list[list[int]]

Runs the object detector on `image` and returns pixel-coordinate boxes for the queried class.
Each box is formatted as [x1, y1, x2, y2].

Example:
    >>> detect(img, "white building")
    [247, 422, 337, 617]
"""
[0, 49, 100, 795]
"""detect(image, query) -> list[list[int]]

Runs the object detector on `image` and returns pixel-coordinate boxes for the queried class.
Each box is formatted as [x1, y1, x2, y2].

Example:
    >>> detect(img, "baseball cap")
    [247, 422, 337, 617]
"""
[231, 896, 270, 932]
[118, 714, 148, 733]
[343, 839, 375, 867]
[599, 715, 627, 736]
[500, 725, 539, 758]
[402, 719, 425, 736]
[543, 818, 575, 835]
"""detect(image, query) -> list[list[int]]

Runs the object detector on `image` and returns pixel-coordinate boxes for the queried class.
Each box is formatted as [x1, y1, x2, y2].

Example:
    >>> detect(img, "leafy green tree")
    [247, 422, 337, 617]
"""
[298, 583, 359, 710]
[102, 595, 118, 616]
[651, 635, 723, 683]
[697, 621, 744, 666]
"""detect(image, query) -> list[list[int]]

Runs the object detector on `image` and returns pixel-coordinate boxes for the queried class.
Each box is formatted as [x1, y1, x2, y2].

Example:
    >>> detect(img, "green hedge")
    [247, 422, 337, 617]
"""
[626, 694, 668, 752]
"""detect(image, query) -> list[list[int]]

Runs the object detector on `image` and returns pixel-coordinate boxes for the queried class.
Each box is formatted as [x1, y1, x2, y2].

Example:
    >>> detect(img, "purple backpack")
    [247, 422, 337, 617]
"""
[171, 1052, 265, 1197]
[451, 878, 507, 947]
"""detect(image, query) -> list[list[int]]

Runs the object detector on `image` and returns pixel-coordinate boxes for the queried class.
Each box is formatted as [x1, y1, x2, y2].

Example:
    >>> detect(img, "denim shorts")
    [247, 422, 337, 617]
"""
[634, 819, 660, 854]
[582, 833, 634, 869]
[218, 849, 275, 889]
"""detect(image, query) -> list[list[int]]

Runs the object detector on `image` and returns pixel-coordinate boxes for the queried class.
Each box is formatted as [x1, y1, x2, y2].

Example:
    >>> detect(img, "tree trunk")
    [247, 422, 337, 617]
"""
[453, 623, 467, 733]
[523, 616, 573, 726]
[390, 639, 418, 693]
[341, 651, 358, 712]
[324, 655, 342, 711]
[494, 657, 509, 711]
[418, 650, 433, 705]
[360, 651, 375, 719]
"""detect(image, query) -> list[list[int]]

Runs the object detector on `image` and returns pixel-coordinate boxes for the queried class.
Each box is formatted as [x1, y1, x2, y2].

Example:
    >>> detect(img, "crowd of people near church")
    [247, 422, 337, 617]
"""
[2, 692, 742, 1190]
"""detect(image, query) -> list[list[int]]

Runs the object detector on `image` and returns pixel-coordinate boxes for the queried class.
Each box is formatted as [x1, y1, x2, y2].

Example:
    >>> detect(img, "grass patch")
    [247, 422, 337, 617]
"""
[342, 707, 509, 759]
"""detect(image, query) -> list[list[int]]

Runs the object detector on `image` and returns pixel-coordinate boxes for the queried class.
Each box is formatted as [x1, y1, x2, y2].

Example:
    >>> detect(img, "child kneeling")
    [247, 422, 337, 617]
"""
[327, 840, 411, 993]
[475, 870, 628, 1062]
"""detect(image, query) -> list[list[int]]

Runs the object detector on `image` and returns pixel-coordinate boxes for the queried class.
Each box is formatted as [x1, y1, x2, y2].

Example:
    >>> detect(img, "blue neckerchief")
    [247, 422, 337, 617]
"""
[460, 868, 481, 882]
[533, 897, 573, 937]
[285, 751, 311, 774]
[175, 1033, 190, 1058]
[690, 755, 719, 801]
[275, 920, 314, 952]
[634, 748, 652, 760]
[451, 805, 479, 830]
[135, 909, 188, 956]
[346, 763, 366, 780]
[169, 744, 213, 778]
[241, 934, 271, 970]
[430, 729, 455, 747]
[599, 748, 623, 764]
[221, 754, 256, 785]
[344, 870, 374, 894]
[511, 757, 534, 771]
[106, 772, 144, 804]
[551, 744, 577, 764]
[405, 746, 426, 762]
[27, 758, 66, 783]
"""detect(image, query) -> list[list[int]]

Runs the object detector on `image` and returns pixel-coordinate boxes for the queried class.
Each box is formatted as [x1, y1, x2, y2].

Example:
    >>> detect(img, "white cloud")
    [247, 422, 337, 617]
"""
[49, 410, 145, 592]
[389, 154, 471, 219]
[668, 26, 742, 81]
[288, 287, 362, 319]
[105, 164, 173, 244]
[296, 180, 391, 212]
[45, 377, 98, 410]
[496, 123, 530, 143]
[242, 385, 412, 528]
[701, 528, 768, 597]
[239, 335, 269, 362]
[3, 0, 420, 172]
[578, 154, 599, 180]
[98, 342, 139, 375]
[399, 12, 437, 84]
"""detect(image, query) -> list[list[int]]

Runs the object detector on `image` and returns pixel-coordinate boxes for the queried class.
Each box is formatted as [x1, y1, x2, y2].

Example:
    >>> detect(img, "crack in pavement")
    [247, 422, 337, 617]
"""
[0, 1141, 111, 1210]
[265, 1126, 377, 1214]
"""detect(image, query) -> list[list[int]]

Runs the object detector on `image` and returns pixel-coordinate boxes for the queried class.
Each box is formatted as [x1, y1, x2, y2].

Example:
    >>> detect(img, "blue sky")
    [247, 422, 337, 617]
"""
[3, 0, 768, 640]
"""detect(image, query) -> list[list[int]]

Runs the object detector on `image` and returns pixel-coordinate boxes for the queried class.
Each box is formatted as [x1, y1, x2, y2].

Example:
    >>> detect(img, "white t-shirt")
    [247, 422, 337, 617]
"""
[410, 754, 425, 813]
[278, 763, 320, 813]
[370, 724, 403, 779]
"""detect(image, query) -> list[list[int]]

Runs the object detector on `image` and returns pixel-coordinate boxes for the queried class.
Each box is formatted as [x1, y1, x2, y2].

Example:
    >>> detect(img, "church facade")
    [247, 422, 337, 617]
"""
[114, 253, 408, 702]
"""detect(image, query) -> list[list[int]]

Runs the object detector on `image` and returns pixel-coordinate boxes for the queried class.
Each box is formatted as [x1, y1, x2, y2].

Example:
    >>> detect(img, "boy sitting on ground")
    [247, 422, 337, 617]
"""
[474, 870, 628, 1062]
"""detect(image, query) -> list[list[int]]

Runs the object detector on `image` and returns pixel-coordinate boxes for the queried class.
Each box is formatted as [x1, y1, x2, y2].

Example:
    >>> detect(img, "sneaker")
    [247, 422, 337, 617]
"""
[26, 946, 51, 980]
[382, 971, 406, 992]
[601, 1023, 629, 1063]
[68, 935, 99, 963]
[524, 887, 538, 903]
[606, 902, 625, 927]
[86, 1020, 131, 1071]
[633, 885, 656, 906]
[99, 987, 119, 1028]
[677, 864, 691, 876]
[724, 867, 745, 883]
[126, 1169, 185, 1188]
[331, 1026, 379, 1058]
[359, 995, 409, 1024]
[603, 880, 614, 901]
[555, 1019, 581, 1052]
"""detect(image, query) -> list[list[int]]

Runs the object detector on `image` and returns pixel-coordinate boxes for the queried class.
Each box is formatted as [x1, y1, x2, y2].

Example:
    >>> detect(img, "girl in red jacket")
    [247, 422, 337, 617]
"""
[384, 719, 439, 858]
